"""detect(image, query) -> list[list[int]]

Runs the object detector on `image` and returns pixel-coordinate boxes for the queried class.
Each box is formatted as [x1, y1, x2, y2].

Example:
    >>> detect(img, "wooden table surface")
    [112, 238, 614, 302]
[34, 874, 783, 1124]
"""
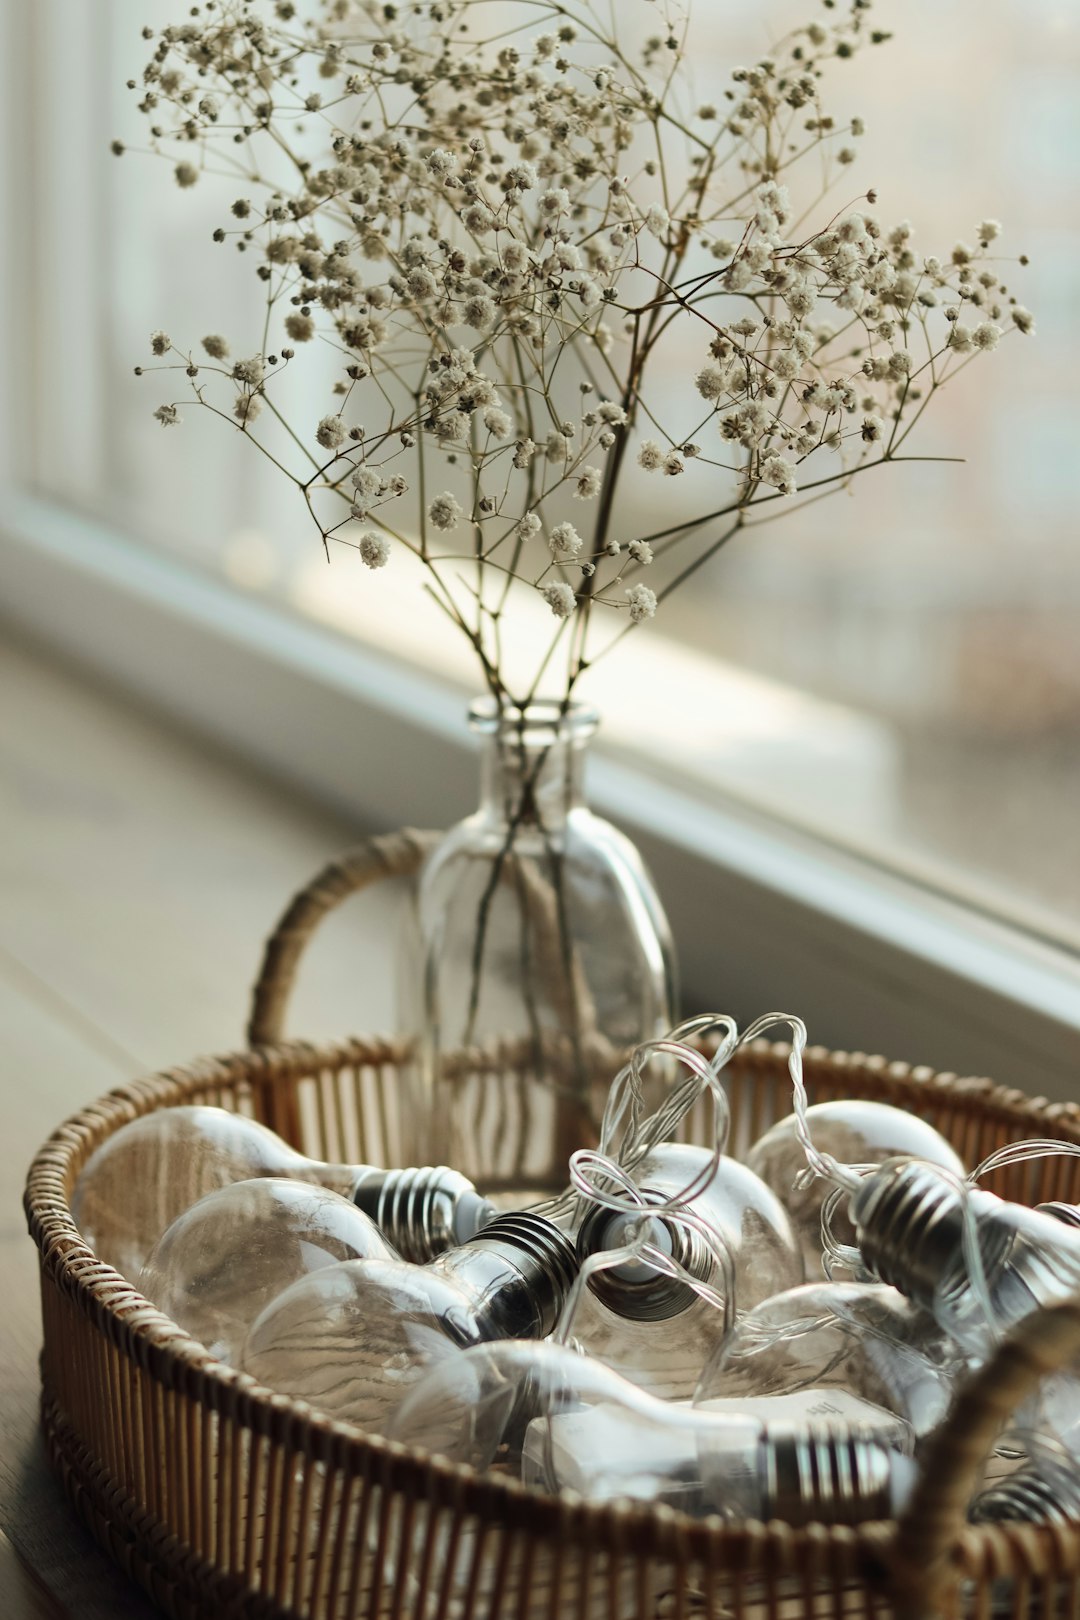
[0, 633, 399, 1617]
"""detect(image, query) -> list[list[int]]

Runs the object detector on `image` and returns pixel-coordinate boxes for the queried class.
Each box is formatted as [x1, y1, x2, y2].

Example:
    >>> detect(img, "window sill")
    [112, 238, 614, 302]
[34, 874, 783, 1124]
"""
[3, 487, 1078, 1099]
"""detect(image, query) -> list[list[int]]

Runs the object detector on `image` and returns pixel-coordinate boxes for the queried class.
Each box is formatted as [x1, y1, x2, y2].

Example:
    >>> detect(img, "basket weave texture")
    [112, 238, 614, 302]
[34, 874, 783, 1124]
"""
[24, 831, 1080, 1620]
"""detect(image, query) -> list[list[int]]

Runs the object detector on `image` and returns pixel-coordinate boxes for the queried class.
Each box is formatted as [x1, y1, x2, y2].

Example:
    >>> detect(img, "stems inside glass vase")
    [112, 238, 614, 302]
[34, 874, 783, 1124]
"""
[402, 697, 674, 1190]
[463, 702, 596, 1144]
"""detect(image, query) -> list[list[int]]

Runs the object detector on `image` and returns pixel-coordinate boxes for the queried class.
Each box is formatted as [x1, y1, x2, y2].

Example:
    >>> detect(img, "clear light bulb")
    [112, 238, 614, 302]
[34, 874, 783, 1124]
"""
[137, 1178, 398, 1365]
[745, 1100, 966, 1278]
[72, 1105, 496, 1280]
[571, 1142, 803, 1399]
[693, 1280, 959, 1450]
[388, 1339, 916, 1523]
[239, 1212, 578, 1433]
[970, 1434, 1080, 1526]
[851, 1160, 1080, 1369]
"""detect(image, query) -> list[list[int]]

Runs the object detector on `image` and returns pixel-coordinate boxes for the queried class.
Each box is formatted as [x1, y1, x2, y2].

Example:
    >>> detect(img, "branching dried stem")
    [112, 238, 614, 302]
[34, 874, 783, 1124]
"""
[129, 0, 1032, 713]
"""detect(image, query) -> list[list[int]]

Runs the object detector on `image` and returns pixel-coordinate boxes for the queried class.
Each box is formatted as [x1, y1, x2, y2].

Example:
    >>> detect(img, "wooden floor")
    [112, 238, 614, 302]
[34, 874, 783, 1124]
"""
[0, 632, 401, 1618]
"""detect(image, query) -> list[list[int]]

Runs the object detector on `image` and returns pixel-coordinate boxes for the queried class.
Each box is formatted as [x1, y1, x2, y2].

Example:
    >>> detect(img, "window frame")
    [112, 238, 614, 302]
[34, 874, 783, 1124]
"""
[3, 487, 1079, 1102]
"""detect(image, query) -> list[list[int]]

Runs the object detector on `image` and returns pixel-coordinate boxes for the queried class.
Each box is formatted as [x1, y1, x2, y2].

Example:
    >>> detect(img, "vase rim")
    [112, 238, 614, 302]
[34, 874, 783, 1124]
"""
[468, 697, 600, 739]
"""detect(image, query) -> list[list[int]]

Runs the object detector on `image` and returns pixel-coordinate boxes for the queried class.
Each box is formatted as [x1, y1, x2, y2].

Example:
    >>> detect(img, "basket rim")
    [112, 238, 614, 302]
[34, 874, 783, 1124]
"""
[24, 1030, 1080, 1573]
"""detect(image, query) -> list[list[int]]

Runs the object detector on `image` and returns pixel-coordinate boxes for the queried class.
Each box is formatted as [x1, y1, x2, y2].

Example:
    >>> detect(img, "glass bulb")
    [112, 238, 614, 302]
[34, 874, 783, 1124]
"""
[72, 1105, 496, 1280]
[572, 1142, 803, 1399]
[852, 1166, 1080, 1469]
[694, 1280, 959, 1450]
[745, 1100, 966, 1277]
[970, 1434, 1080, 1526]
[240, 1212, 578, 1433]
[388, 1339, 916, 1523]
[1028, 1364, 1080, 1467]
[137, 1178, 397, 1365]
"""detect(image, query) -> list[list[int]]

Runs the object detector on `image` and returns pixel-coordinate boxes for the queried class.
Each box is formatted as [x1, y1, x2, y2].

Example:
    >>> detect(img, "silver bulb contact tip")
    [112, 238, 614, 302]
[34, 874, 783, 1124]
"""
[759, 1423, 911, 1527]
[351, 1165, 492, 1262]
[575, 1192, 713, 1322]
[455, 1188, 499, 1242]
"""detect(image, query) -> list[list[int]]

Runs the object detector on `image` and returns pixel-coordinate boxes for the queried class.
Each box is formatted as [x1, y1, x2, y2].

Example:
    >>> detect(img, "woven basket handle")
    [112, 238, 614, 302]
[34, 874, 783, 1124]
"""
[891, 1298, 1080, 1617]
[247, 827, 439, 1047]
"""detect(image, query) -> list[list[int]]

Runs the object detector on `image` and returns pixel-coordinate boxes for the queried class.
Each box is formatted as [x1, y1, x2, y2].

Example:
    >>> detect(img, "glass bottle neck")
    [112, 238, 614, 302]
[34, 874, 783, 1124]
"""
[471, 700, 597, 832]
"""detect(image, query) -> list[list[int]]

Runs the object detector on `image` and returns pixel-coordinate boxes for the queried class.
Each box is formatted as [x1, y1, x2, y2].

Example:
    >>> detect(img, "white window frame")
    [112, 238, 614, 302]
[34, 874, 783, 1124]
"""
[4, 490, 1080, 1101]
[3, 1, 1079, 1100]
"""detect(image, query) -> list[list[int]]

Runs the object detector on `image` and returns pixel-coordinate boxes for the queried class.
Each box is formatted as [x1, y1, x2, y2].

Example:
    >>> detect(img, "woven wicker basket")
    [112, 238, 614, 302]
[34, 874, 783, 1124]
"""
[25, 830, 1080, 1620]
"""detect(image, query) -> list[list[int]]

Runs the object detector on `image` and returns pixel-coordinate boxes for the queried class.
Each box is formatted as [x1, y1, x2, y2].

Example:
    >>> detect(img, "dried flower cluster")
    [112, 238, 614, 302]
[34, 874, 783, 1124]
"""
[124, 0, 1032, 707]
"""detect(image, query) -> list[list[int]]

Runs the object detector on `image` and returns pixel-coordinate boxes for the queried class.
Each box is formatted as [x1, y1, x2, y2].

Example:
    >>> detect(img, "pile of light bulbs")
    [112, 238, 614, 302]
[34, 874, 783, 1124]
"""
[70, 1013, 1080, 1531]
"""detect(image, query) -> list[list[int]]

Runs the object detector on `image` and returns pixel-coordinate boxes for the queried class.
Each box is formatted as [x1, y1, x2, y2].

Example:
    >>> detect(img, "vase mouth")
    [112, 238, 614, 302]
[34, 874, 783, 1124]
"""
[468, 697, 599, 743]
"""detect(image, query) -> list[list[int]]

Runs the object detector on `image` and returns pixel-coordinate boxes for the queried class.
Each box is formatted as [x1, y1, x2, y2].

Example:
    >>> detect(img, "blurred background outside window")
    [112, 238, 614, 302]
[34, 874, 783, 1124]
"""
[13, 0, 1080, 951]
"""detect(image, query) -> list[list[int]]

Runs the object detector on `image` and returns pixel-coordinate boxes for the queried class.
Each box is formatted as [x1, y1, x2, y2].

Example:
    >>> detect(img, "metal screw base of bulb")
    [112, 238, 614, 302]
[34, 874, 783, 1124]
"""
[852, 1161, 1011, 1308]
[351, 1166, 483, 1262]
[453, 1211, 580, 1340]
[467, 1212, 579, 1298]
[760, 1423, 900, 1527]
[970, 1466, 1080, 1527]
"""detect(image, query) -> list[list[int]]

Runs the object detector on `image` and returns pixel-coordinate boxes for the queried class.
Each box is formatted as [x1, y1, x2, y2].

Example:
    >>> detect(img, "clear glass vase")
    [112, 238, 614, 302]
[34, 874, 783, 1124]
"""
[397, 699, 677, 1196]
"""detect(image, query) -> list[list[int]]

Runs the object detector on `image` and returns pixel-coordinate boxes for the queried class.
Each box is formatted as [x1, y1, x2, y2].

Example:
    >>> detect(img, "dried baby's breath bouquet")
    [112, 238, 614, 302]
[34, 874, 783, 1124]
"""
[126, 0, 1032, 711]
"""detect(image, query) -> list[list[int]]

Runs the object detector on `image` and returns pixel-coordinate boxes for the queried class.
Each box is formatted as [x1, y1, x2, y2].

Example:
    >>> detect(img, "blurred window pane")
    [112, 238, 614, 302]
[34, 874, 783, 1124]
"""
[18, 0, 1080, 947]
